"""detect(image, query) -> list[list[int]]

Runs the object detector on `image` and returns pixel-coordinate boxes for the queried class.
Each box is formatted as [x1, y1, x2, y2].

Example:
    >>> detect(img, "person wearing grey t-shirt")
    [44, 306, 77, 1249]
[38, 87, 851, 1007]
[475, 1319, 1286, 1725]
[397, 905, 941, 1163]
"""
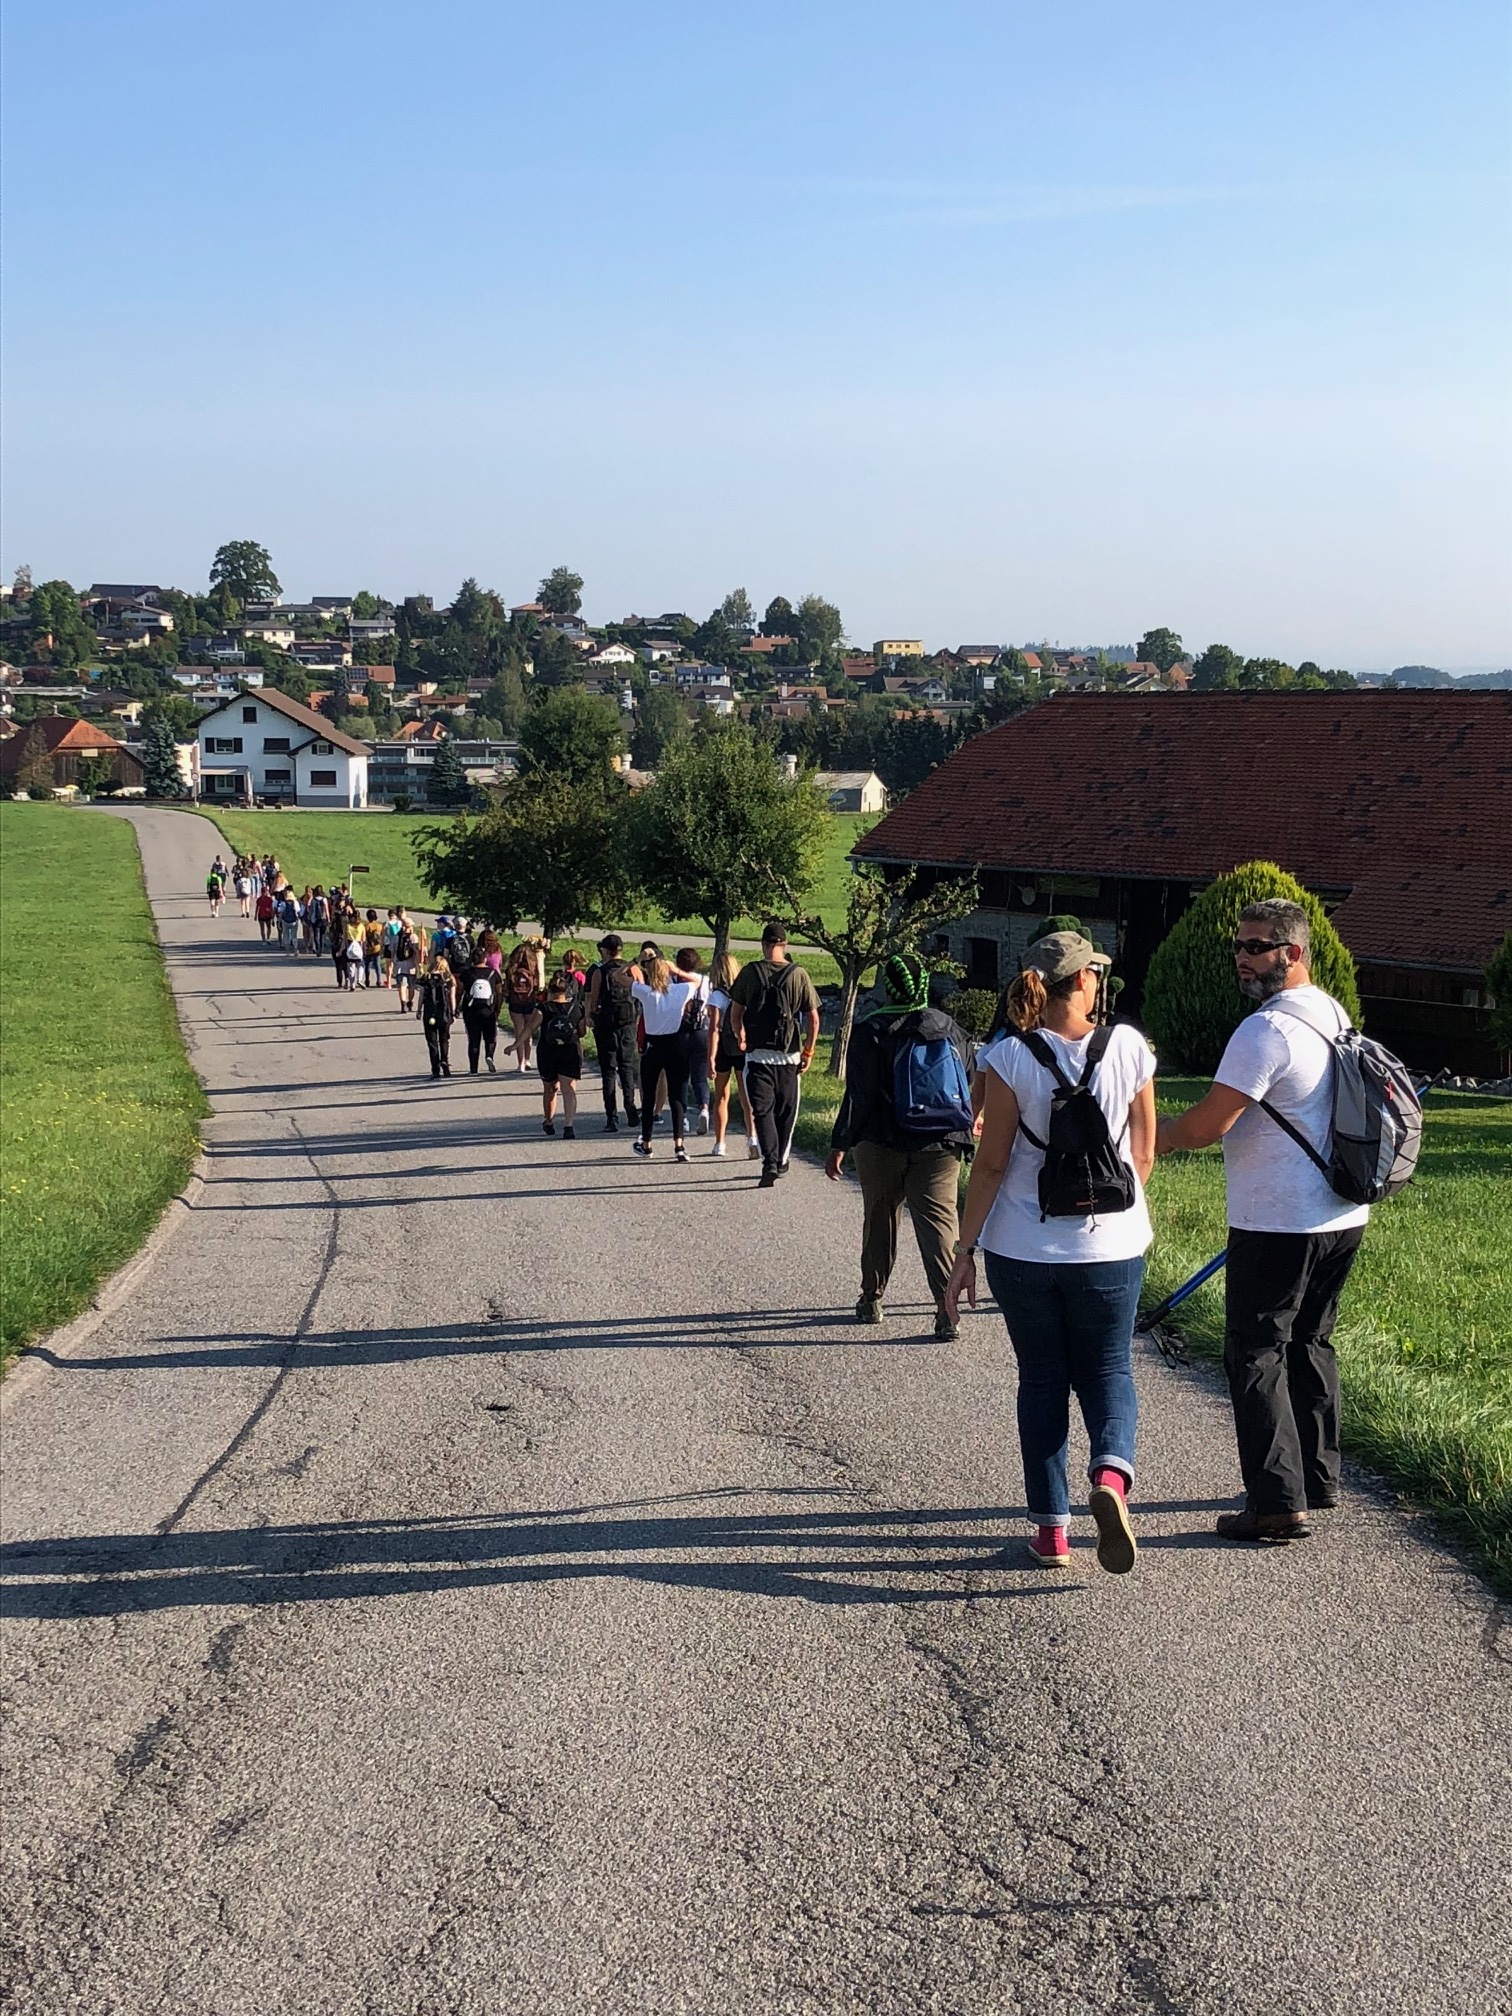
[1156, 897, 1368, 1545]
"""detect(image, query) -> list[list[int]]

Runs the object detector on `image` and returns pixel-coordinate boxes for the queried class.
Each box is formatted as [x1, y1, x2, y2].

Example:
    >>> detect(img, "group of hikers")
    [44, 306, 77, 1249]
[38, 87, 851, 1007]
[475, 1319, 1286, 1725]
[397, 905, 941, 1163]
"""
[209, 846, 1418, 1579]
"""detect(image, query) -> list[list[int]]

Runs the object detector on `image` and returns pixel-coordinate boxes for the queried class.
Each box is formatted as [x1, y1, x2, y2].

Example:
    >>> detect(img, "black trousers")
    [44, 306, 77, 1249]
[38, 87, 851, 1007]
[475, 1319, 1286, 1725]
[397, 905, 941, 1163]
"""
[424, 1021, 452, 1076]
[1224, 1225, 1365, 1515]
[745, 1060, 800, 1177]
[594, 1020, 639, 1119]
[463, 1007, 498, 1071]
[641, 1032, 688, 1143]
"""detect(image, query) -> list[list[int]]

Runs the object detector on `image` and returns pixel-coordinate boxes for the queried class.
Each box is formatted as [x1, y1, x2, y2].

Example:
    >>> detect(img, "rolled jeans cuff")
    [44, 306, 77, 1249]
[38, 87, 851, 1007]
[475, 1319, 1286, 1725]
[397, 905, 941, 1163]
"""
[1028, 1511, 1072, 1530]
[1089, 1454, 1134, 1486]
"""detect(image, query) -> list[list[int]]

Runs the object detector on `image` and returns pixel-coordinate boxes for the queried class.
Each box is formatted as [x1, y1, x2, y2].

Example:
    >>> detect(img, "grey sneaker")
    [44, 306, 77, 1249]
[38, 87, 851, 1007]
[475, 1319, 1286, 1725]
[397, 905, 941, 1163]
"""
[696, 1107, 709, 1135]
[855, 1297, 883, 1324]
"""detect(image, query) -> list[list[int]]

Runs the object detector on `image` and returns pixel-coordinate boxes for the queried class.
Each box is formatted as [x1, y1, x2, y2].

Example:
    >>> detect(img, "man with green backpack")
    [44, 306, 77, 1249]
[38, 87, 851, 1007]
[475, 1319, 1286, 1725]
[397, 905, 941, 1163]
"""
[825, 952, 977, 1339]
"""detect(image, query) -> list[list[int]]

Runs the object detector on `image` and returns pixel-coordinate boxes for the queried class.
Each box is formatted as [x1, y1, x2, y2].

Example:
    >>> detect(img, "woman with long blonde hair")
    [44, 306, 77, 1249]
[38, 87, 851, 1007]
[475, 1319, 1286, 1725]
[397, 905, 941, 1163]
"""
[630, 954, 701, 1162]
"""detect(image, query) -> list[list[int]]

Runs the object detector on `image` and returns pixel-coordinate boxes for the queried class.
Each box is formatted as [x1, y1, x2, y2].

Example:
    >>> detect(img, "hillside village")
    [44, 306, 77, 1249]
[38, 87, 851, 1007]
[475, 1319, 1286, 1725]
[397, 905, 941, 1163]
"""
[3, 544, 1459, 810]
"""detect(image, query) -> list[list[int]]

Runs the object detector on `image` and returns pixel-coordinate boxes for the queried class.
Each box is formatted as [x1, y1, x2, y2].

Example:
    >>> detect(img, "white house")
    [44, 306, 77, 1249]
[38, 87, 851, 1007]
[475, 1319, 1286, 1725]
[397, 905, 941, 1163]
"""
[588, 643, 637, 668]
[349, 615, 396, 642]
[196, 687, 369, 807]
[640, 639, 680, 664]
[120, 604, 175, 633]
[814, 769, 888, 814]
[241, 620, 296, 649]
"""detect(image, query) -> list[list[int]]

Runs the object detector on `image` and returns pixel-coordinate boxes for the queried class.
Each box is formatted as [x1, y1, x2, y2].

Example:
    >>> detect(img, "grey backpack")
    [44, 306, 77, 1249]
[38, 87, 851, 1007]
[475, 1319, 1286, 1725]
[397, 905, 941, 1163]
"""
[1259, 1000, 1422, 1205]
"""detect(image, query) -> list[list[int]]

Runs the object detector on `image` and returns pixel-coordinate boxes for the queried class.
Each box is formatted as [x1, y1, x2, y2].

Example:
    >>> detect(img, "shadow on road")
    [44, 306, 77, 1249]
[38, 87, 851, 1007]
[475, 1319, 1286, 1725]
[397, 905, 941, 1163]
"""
[27, 1306, 963, 1373]
[0, 1491, 1130, 1618]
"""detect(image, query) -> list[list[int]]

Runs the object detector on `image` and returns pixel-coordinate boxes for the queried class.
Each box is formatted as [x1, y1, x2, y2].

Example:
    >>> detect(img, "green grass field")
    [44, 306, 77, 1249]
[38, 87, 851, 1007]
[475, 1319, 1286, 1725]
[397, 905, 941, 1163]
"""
[1, 805, 209, 1366]
[796, 1067, 1511, 1592]
[195, 807, 873, 945]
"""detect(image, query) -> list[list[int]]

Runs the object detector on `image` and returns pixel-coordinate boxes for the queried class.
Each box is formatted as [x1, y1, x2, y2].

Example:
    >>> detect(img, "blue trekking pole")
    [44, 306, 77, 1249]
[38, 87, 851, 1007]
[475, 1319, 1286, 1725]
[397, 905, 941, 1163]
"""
[1143, 1079, 1432, 1365]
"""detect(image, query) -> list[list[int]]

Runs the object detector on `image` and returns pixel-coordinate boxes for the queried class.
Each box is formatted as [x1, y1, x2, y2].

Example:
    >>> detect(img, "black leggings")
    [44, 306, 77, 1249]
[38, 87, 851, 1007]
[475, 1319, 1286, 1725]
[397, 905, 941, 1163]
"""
[641, 1032, 688, 1143]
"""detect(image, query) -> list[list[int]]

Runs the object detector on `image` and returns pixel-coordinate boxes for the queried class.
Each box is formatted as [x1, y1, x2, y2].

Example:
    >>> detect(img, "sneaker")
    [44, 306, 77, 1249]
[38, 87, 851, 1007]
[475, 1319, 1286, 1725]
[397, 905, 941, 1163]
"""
[933, 1309, 959, 1341]
[710, 1142, 726, 1157]
[1214, 1508, 1312, 1545]
[543, 1120, 555, 1136]
[855, 1297, 883, 1324]
[1027, 1526, 1070, 1567]
[485, 1056, 497, 1073]
[604, 1115, 619, 1133]
[675, 1144, 689, 1163]
[563, 1126, 576, 1141]
[1088, 1480, 1137, 1575]
[747, 1138, 761, 1161]
[757, 1168, 777, 1188]
[696, 1107, 709, 1136]
[633, 1139, 652, 1156]
[626, 1106, 640, 1128]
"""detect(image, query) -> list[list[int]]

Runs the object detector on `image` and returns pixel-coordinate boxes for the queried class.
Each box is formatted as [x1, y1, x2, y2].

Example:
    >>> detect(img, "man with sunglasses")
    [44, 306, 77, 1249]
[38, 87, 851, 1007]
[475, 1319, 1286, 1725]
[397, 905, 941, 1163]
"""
[1155, 898, 1368, 1545]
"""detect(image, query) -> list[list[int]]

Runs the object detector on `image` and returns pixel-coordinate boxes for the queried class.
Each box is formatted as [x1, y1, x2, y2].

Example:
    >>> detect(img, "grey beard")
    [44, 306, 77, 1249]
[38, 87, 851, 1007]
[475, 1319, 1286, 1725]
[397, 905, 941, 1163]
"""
[1239, 967, 1287, 1002]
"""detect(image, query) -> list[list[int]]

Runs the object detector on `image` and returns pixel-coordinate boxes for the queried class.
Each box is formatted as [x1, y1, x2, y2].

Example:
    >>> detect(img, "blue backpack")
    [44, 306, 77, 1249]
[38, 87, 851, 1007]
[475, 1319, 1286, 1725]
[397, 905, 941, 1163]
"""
[891, 1028, 974, 1142]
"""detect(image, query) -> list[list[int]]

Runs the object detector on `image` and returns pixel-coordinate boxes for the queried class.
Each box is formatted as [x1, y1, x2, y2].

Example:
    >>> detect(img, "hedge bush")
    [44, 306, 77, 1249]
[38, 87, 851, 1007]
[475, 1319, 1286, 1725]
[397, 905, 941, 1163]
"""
[1143, 860, 1361, 1074]
[1486, 932, 1512, 1055]
[950, 988, 1000, 1038]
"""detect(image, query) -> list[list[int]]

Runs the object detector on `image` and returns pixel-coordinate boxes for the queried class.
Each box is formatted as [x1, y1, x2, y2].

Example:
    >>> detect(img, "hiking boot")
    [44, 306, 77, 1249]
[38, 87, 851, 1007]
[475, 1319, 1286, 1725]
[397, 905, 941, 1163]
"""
[1306, 1486, 1340, 1510]
[757, 1168, 777, 1188]
[1027, 1526, 1070, 1568]
[1214, 1508, 1312, 1545]
[1089, 1480, 1138, 1575]
[855, 1296, 883, 1323]
[675, 1144, 689, 1163]
[933, 1309, 959, 1341]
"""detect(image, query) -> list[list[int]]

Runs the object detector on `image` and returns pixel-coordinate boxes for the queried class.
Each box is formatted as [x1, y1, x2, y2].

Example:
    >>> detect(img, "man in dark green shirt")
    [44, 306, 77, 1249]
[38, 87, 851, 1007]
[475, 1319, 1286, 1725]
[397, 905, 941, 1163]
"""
[728, 923, 822, 1187]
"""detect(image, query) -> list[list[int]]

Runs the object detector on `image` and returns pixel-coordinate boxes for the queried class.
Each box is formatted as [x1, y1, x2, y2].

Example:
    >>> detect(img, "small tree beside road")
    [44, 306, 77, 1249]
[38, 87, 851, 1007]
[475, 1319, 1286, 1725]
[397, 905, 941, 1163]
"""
[769, 858, 979, 1078]
[414, 774, 634, 942]
[624, 720, 828, 962]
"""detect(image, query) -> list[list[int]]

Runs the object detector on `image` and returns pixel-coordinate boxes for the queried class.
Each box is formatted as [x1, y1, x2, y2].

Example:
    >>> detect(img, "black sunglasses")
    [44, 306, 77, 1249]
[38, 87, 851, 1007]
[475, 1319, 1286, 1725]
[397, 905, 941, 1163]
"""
[1232, 937, 1289, 956]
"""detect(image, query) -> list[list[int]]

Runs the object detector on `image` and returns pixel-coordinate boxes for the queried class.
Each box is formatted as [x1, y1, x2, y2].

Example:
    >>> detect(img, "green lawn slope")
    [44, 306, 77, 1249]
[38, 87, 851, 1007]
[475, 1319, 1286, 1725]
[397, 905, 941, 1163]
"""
[1, 805, 208, 1365]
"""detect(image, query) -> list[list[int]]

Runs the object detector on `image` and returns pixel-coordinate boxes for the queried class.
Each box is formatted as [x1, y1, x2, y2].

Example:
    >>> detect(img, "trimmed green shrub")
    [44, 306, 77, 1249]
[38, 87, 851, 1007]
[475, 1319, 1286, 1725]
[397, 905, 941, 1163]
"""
[1143, 859, 1361, 1074]
[950, 988, 1000, 1037]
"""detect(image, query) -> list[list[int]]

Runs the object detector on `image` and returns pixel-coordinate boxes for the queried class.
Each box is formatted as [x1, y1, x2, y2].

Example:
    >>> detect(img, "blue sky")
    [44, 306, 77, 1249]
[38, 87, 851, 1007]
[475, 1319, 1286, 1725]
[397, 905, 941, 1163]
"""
[4, 0, 1508, 666]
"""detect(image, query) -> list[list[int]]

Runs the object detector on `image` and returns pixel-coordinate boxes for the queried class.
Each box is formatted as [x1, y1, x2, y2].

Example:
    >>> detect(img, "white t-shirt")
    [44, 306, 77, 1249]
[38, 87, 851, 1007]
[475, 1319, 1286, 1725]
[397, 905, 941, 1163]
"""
[632, 976, 701, 1036]
[1215, 986, 1369, 1234]
[979, 1024, 1156, 1263]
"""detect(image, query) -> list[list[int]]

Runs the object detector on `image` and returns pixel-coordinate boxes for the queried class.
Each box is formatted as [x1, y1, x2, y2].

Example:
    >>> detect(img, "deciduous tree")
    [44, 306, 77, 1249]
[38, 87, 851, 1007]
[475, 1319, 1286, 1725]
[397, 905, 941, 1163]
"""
[415, 774, 635, 941]
[518, 687, 624, 783]
[209, 540, 280, 605]
[538, 566, 584, 617]
[770, 858, 980, 1077]
[1192, 643, 1244, 690]
[719, 587, 755, 631]
[1136, 626, 1185, 673]
[625, 719, 828, 961]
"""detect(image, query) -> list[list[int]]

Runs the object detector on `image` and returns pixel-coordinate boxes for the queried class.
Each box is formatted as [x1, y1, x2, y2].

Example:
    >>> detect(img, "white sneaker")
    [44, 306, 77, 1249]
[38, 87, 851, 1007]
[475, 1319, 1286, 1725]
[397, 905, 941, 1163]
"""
[696, 1106, 709, 1136]
[747, 1138, 761, 1161]
[710, 1142, 726, 1157]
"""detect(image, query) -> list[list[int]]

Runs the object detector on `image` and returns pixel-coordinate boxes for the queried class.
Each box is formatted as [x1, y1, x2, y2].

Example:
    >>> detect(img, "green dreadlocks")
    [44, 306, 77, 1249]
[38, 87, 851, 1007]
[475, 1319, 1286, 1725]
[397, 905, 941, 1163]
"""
[878, 951, 931, 1011]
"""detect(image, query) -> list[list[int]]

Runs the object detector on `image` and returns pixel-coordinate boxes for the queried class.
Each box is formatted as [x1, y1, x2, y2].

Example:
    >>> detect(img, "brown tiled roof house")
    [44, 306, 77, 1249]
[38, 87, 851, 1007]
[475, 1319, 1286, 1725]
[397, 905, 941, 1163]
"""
[0, 715, 145, 791]
[853, 691, 1512, 1074]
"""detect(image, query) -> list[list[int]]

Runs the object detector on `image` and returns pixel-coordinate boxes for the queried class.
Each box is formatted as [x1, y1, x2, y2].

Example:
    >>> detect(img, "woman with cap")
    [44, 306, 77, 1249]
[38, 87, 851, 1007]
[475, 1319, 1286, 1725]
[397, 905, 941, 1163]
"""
[944, 930, 1157, 1575]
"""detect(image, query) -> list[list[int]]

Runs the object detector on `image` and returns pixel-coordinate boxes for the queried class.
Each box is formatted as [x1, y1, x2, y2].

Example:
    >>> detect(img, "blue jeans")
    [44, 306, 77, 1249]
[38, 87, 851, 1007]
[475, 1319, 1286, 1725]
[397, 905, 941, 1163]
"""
[982, 1252, 1144, 1526]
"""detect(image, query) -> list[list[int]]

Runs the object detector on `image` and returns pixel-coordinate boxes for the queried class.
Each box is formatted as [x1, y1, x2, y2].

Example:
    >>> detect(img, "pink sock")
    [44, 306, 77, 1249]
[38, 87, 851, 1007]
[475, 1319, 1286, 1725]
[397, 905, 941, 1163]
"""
[1092, 1467, 1127, 1499]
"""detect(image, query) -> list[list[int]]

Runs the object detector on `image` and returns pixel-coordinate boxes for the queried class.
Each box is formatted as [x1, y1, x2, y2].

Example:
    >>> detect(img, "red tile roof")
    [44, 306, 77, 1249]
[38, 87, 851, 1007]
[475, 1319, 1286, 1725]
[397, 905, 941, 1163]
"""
[853, 692, 1511, 971]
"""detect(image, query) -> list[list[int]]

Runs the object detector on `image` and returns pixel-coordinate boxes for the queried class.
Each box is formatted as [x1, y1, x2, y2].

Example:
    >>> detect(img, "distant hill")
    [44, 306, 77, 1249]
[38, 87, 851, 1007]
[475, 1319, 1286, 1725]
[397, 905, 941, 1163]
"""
[1381, 666, 1512, 690]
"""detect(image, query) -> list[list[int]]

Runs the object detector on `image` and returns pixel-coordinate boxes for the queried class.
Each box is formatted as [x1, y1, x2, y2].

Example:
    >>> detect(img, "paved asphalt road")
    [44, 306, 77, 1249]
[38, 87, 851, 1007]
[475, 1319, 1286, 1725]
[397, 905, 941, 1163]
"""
[2, 808, 1508, 2016]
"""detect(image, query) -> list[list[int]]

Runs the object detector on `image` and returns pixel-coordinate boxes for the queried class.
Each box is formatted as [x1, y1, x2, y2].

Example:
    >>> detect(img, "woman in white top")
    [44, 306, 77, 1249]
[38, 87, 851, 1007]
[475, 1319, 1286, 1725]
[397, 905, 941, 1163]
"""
[630, 956, 702, 1162]
[944, 932, 1157, 1575]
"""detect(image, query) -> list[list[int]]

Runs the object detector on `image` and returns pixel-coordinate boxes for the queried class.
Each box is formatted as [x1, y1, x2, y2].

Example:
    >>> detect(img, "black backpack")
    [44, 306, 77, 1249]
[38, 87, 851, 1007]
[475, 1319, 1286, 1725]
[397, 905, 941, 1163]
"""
[595, 960, 638, 1028]
[540, 1002, 578, 1050]
[741, 962, 804, 1053]
[1014, 1027, 1136, 1221]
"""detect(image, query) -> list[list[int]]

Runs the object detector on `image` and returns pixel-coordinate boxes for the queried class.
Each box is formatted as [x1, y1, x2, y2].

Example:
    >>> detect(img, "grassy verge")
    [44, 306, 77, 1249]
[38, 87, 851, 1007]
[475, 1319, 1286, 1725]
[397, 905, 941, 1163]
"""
[796, 1064, 1511, 1592]
[0, 805, 209, 1367]
[194, 806, 872, 942]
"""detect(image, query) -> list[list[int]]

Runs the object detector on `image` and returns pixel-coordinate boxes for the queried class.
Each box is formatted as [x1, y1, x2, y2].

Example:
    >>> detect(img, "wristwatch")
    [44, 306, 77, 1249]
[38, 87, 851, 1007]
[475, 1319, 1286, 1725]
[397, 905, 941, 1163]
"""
[952, 1240, 977, 1259]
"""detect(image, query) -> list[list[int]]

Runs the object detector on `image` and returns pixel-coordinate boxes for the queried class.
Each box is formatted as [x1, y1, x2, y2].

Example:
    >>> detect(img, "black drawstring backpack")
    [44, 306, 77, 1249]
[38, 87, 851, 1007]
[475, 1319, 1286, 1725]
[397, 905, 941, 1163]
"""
[1013, 1027, 1136, 1221]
